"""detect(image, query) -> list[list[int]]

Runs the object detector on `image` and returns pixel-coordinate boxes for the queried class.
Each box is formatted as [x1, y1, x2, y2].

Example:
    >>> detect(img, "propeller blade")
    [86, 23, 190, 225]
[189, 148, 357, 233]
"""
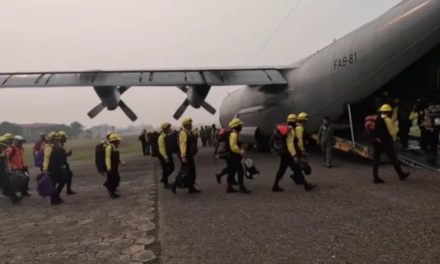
[118, 86, 130, 95]
[173, 99, 190, 120]
[201, 101, 217, 115]
[87, 103, 105, 119]
[119, 100, 138, 121]
[177, 86, 188, 93]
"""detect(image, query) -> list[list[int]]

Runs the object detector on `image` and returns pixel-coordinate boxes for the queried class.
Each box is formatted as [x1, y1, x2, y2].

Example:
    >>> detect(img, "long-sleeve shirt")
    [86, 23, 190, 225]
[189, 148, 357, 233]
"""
[295, 125, 305, 152]
[179, 129, 188, 158]
[42, 144, 53, 172]
[287, 128, 297, 157]
[382, 114, 398, 142]
[229, 130, 244, 155]
[5, 146, 26, 170]
[158, 132, 168, 161]
[105, 143, 115, 172]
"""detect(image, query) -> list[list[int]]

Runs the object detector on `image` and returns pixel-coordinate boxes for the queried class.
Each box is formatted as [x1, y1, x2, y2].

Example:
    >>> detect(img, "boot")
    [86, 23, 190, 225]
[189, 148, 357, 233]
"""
[215, 174, 222, 184]
[272, 185, 284, 192]
[239, 186, 251, 194]
[373, 177, 385, 184]
[189, 187, 202, 194]
[304, 183, 317, 191]
[10, 195, 22, 204]
[67, 189, 77, 195]
[399, 172, 410, 181]
[110, 192, 120, 199]
[171, 183, 177, 194]
[227, 186, 238, 193]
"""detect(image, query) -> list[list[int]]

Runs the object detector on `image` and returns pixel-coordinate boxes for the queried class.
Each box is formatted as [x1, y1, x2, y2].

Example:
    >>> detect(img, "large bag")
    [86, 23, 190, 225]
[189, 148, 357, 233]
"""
[174, 165, 190, 189]
[95, 142, 107, 174]
[214, 128, 231, 159]
[8, 171, 27, 192]
[243, 158, 259, 179]
[36, 173, 56, 197]
[270, 124, 290, 154]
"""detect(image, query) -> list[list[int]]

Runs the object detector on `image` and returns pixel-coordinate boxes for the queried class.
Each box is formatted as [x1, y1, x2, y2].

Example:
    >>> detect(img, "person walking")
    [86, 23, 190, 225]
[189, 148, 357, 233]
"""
[372, 104, 410, 184]
[226, 118, 250, 193]
[318, 117, 347, 168]
[6, 135, 30, 196]
[0, 136, 21, 204]
[138, 129, 150, 156]
[172, 117, 201, 194]
[104, 133, 123, 198]
[42, 132, 67, 205]
[158, 122, 175, 188]
[58, 131, 76, 195]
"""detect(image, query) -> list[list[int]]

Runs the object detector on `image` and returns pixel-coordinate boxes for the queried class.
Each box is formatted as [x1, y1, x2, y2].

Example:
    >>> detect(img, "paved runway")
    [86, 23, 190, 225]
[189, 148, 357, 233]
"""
[158, 148, 440, 264]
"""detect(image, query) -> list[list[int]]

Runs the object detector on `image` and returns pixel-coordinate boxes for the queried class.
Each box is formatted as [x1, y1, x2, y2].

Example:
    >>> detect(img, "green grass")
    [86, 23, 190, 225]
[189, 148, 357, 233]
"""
[22, 136, 141, 168]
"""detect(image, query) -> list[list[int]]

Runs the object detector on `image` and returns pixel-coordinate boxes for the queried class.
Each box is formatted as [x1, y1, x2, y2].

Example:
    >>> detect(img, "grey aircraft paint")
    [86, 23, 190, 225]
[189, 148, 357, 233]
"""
[219, 0, 440, 141]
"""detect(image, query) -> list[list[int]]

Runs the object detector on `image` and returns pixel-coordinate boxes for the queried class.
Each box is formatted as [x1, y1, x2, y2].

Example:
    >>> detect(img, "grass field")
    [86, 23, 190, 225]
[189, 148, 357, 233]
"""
[22, 136, 141, 169]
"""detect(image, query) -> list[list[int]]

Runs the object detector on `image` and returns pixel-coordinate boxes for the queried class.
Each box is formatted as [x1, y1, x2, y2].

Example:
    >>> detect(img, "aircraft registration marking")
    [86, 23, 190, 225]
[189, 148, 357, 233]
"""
[333, 52, 358, 70]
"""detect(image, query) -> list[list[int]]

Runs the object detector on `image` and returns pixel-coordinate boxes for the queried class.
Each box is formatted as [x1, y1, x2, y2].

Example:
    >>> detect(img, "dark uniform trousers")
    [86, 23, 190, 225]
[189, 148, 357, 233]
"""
[158, 155, 175, 184]
[426, 129, 439, 163]
[274, 152, 305, 186]
[180, 155, 196, 188]
[227, 153, 244, 187]
[105, 171, 120, 193]
[372, 142, 404, 178]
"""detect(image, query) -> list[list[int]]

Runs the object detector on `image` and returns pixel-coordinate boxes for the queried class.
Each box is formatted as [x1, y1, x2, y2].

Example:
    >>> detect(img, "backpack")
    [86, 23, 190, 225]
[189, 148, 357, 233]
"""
[165, 131, 180, 155]
[428, 105, 440, 128]
[149, 131, 160, 157]
[214, 128, 231, 159]
[34, 144, 45, 168]
[270, 124, 290, 154]
[364, 114, 378, 136]
[95, 142, 107, 173]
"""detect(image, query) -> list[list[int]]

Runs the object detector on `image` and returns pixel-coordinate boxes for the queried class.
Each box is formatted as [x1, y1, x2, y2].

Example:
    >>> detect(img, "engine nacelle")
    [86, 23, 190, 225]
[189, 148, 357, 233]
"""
[93, 86, 120, 110]
[186, 85, 211, 108]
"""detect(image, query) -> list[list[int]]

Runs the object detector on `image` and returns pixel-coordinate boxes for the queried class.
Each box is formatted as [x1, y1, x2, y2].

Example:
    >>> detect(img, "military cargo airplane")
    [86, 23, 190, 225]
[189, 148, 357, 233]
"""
[0, 0, 439, 148]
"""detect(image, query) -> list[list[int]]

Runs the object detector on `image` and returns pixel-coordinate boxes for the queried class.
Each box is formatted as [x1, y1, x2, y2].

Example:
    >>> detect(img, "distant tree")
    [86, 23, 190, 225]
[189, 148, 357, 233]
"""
[0, 122, 23, 136]
[70, 122, 84, 137]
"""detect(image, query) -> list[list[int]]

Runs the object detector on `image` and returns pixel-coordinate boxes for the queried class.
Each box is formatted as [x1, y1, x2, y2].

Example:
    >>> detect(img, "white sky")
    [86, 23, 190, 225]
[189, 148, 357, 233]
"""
[0, 0, 400, 128]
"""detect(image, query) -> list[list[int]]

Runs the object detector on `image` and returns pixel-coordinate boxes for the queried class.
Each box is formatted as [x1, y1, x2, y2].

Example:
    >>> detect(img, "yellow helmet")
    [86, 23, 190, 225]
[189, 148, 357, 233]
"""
[287, 113, 297, 122]
[229, 118, 243, 128]
[109, 133, 122, 142]
[106, 131, 114, 138]
[298, 112, 308, 121]
[161, 122, 171, 130]
[182, 117, 192, 125]
[58, 131, 68, 138]
[46, 131, 59, 140]
[3, 133, 13, 140]
[0, 136, 6, 143]
[379, 104, 393, 112]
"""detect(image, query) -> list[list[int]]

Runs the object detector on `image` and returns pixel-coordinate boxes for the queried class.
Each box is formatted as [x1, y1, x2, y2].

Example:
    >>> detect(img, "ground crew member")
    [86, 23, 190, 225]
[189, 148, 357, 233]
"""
[6, 135, 30, 196]
[296, 112, 309, 156]
[158, 122, 175, 189]
[59, 131, 76, 195]
[173, 117, 201, 194]
[33, 133, 47, 171]
[372, 104, 410, 183]
[104, 133, 122, 198]
[424, 102, 440, 165]
[43, 132, 67, 205]
[272, 114, 300, 192]
[226, 118, 250, 193]
[138, 129, 150, 156]
[294, 112, 317, 191]
[318, 117, 348, 168]
[0, 136, 21, 204]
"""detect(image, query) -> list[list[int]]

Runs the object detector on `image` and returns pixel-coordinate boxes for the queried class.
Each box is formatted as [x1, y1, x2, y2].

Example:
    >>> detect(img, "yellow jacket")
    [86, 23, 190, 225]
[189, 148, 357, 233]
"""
[295, 125, 305, 152]
[105, 143, 116, 172]
[179, 129, 189, 158]
[158, 132, 168, 161]
[43, 144, 53, 172]
[287, 128, 297, 157]
[382, 114, 398, 142]
[229, 130, 244, 155]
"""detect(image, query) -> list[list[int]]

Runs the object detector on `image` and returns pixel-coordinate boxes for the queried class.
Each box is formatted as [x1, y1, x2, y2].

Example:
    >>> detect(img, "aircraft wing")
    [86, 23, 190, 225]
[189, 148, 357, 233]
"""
[0, 69, 287, 88]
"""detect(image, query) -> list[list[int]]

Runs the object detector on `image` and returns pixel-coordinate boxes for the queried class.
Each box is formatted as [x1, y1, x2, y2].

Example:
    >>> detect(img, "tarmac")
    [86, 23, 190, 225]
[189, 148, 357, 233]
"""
[158, 148, 440, 264]
[0, 147, 439, 264]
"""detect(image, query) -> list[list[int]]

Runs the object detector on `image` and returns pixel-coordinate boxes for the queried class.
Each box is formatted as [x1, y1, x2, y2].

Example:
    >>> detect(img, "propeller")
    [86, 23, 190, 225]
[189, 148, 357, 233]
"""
[173, 85, 216, 120]
[88, 86, 138, 121]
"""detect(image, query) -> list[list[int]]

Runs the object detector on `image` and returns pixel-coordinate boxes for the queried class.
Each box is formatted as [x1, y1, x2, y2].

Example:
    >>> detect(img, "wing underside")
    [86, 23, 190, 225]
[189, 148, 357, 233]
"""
[0, 69, 287, 88]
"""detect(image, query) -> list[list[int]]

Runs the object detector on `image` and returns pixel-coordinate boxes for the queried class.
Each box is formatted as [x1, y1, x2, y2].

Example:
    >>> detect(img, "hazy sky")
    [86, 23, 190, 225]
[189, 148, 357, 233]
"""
[0, 0, 400, 128]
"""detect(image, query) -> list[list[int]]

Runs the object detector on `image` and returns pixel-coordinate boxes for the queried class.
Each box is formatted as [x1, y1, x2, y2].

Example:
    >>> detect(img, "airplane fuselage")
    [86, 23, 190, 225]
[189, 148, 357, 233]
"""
[219, 0, 440, 142]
